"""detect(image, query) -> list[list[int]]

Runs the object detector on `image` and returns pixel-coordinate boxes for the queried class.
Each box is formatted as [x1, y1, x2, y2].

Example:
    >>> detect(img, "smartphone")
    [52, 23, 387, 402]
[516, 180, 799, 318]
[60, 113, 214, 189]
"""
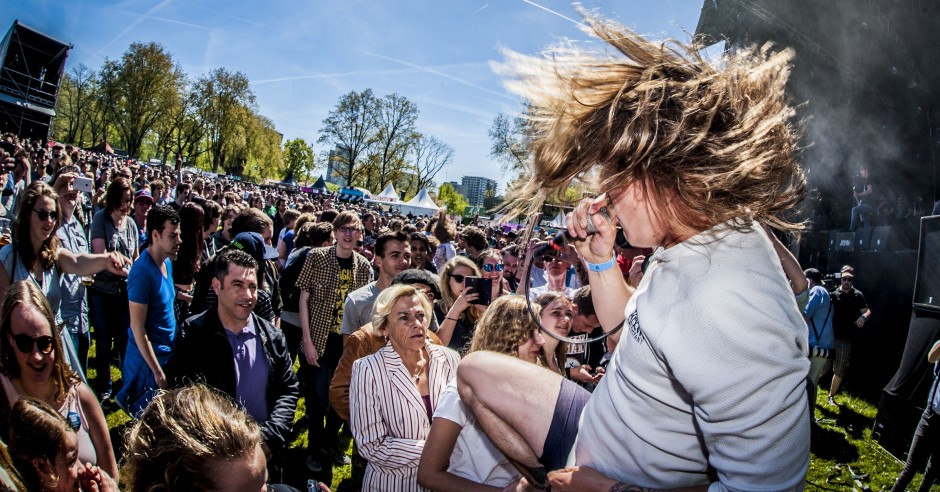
[74, 176, 94, 193]
[464, 276, 492, 306]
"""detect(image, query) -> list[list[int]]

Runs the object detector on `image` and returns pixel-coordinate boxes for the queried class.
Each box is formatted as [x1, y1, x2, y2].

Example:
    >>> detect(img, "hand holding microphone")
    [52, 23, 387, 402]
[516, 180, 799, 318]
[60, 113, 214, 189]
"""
[564, 194, 617, 265]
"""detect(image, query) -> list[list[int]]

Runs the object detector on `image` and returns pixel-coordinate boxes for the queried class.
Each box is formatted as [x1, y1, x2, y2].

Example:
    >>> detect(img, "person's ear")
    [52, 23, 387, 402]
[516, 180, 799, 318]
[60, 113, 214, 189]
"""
[212, 276, 221, 296]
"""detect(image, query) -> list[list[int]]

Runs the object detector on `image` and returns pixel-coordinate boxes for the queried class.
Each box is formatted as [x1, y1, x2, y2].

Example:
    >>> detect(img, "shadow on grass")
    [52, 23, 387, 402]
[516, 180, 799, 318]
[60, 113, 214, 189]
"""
[810, 421, 860, 463]
[817, 402, 876, 440]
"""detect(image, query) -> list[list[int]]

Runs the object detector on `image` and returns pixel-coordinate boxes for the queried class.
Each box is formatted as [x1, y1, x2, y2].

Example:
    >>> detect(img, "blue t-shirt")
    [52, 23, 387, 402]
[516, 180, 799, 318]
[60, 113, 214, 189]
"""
[804, 285, 834, 350]
[127, 248, 176, 355]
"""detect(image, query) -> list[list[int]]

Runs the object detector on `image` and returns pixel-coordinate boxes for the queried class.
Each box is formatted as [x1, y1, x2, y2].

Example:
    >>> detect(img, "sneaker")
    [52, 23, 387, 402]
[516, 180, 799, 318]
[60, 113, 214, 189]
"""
[827, 396, 836, 406]
[322, 446, 352, 466]
[306, 454, 323, 473]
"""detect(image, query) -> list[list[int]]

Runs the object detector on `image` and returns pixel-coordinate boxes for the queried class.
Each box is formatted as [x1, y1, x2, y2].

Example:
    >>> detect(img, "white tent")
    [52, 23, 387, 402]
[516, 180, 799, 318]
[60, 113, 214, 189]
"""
[548, 211, 567, 228]
[365, 183, 401, 205]
[396, 188, 440, 216]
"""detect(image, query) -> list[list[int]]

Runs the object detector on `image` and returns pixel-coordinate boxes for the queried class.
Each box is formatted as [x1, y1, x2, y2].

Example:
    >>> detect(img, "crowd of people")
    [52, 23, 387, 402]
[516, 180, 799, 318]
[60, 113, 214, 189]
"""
[0, 126, 647, 490]
[0, 8, 912, 492]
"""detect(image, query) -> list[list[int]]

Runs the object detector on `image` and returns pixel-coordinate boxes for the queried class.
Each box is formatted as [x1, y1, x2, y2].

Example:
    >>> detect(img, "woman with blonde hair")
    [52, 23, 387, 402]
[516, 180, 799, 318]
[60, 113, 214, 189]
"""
[349, 284, 460, 491]
[458, 8, 810, 489]
[123, 384, 324, 492]
[434, 256, 483, 354]
[418, 295, 546, 491]
[0, 281, 119, 482]
[534, 292, 571, 376]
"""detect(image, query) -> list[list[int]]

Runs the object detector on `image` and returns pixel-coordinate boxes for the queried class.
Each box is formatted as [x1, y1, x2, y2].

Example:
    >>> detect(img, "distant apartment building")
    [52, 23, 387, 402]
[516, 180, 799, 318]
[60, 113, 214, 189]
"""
[446, 181, 467, 197]
[326, 146, 350, 188]
[461, 176, 496, 207]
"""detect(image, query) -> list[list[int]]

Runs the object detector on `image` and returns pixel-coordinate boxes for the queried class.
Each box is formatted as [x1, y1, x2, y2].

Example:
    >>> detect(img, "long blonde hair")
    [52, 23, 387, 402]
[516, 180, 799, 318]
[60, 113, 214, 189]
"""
[122, 384, 262, 491]
[501, 8, 806, 237]
[470, 295, 545, 366]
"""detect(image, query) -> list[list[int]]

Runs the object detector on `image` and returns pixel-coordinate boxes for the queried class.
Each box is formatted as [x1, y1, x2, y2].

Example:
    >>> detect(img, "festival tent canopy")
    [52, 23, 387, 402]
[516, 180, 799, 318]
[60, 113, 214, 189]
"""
[365, 183, 402, 205]
[548, 211, 567, 228]
[395, 187, 440, 216]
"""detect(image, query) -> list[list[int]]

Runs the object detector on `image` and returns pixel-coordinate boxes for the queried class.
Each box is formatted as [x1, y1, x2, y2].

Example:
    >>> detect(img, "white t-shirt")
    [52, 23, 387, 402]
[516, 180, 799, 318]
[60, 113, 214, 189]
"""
[433, 381, 518, 487]
[575, 223, 810, 491]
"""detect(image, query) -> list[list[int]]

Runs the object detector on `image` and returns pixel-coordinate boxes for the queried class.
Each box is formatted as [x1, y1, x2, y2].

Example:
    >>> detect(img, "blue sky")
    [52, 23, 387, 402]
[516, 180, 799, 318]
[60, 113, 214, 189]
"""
[3, 0, 703, 192]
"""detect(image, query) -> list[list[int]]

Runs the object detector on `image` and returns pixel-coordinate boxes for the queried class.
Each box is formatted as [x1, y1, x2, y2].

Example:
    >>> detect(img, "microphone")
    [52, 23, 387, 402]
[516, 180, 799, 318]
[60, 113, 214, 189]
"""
[552, 208, 612, 248]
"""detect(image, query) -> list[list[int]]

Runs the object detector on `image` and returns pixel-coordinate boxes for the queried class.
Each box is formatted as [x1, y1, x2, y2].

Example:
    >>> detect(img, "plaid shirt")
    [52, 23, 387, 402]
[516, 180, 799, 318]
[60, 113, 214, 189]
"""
[297, 246, 372, 356]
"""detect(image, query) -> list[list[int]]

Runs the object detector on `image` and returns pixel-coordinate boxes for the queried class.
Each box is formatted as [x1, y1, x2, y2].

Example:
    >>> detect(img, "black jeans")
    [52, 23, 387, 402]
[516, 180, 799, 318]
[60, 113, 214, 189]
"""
[892, 408, 940, 492]
[280, 319, 303, 365]
[89, 289, 130, 395]
[299, 332, 344, 453]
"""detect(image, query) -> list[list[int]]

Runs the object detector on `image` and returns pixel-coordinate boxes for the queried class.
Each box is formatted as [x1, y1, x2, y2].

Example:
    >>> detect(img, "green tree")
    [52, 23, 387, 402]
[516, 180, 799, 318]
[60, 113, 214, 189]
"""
[318, 89, 379, 188]
[98, 42, 184, 158]
[437, 182, 468, 216]
[195, 68, 256, 173]
[151, 79, 206, 166]
[283, 138, 314, 184]
[54, 64, 98, 146]
[488, 112, 532, 174]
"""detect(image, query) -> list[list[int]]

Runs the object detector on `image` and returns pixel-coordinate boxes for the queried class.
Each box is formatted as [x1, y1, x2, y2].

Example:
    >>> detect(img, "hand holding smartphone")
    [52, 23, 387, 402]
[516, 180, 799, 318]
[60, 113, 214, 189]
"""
[464, 276, 492, 306]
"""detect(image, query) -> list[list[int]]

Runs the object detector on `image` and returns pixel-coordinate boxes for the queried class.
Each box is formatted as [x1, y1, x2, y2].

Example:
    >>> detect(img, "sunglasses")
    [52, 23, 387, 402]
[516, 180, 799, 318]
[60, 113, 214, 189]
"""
[482, 263, 503, 272]
[33, 209, 58, 222]
[11, 333, 54, 354]
[541, 255, 561, 263]
[451, 274, 467, 283]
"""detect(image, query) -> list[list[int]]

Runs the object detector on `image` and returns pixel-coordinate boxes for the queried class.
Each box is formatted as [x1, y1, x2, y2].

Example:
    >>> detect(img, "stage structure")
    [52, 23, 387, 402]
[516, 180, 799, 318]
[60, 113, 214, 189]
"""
[696, 0, 940, 458]
[0, 21, 71, 140]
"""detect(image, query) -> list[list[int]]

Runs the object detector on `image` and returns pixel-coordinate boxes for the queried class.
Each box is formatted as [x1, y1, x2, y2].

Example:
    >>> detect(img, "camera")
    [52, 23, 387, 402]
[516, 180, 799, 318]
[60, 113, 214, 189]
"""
[809, 346, 834, 359]
[464, 276, 492, 306]
[821, 272, 842, 288]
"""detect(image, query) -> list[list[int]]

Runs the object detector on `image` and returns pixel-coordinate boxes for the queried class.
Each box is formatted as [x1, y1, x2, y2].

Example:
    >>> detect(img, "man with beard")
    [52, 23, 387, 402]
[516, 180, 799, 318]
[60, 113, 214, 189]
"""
[168, 249, 299, 465]
[116, 205, 182, 416]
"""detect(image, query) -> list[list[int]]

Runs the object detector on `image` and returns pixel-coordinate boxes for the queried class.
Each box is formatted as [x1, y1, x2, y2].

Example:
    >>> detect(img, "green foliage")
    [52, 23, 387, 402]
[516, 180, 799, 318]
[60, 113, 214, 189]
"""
[194, 67, 257, 173]
[437, 182, 468, 216]
[284, 138, 315, 183]
[53, 64, 99, 147]
[98, 42, 184, 158]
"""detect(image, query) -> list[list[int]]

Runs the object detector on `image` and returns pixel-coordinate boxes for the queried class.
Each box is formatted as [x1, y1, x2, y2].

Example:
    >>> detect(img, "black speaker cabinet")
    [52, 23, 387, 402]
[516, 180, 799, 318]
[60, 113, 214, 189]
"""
[913, 216, 940, 314]
[855, 227, 873, 251]
[835, 231, 855, 252]
[871, 226, 894, 252]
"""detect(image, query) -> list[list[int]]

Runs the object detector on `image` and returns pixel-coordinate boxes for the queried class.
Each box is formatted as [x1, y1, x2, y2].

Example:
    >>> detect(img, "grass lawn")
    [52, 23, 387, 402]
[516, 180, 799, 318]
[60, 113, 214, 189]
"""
[90, 338, 925, 491]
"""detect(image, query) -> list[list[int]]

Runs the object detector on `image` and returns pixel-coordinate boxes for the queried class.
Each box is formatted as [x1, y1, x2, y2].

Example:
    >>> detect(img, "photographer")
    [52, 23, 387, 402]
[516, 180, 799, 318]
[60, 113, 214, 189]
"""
[824, 265, 871, 405]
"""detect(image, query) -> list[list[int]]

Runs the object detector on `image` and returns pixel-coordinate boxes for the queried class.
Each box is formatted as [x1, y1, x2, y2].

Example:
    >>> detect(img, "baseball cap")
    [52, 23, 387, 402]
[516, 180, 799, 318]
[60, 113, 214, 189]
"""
[230, 231, 279, 261]
[134, 190, 154, 204]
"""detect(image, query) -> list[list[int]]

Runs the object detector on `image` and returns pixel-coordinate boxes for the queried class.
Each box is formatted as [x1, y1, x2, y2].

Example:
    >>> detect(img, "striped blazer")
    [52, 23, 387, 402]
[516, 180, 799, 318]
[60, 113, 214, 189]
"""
[350, 342, 461, 492]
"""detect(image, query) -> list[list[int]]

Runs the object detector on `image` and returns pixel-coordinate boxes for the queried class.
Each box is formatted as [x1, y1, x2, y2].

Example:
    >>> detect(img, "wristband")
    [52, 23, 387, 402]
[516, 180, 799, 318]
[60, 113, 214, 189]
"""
[446, 317, 458, 322]
[585, 254, 617, 272]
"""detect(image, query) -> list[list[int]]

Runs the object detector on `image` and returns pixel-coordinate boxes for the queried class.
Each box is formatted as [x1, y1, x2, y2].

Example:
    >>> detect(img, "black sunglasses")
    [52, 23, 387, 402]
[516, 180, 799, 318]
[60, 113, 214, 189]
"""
[11, 333, 54, 354]
[33, 209, 58, 222]
[541, 255, 561, 263]
[451, 274, 466, 283]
